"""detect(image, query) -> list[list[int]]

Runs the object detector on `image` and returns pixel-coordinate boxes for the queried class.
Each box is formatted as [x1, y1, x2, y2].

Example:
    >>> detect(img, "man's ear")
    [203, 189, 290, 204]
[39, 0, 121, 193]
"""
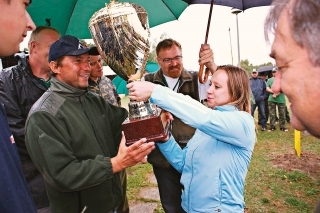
[28, 41, 37, 53]
[49, 61, 60, 75]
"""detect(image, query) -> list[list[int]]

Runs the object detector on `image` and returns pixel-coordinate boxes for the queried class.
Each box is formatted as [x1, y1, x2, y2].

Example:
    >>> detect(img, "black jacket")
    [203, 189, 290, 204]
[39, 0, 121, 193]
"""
[250, 77, 267, 102]
[0, 53, 50, 209]
[0, 103, 36, 213]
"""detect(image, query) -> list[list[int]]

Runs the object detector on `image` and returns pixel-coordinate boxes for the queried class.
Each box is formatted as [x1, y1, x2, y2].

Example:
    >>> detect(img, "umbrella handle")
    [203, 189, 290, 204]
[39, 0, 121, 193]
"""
[198, 65, 210, 84]
[198, 0, 214, 84]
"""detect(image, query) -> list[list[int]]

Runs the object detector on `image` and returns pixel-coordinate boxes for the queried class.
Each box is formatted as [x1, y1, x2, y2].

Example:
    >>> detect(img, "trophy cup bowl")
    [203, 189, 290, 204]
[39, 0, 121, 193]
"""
[89, 0, 169, 146]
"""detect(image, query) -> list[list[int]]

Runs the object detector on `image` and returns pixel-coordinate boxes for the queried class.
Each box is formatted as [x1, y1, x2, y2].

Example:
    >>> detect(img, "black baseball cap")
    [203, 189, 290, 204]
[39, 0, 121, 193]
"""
[88, 46, 100, 56]
[48, 35, 96, 62]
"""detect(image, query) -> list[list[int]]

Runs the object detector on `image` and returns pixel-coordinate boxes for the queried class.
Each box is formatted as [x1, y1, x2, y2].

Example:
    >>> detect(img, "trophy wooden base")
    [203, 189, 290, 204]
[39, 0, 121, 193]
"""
[122, 112, 170, 146]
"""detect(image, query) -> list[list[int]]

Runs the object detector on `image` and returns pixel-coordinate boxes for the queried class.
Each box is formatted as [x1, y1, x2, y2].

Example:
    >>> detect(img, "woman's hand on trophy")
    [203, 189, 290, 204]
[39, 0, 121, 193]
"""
[127, 81, 156, 101]
[111, 132, 155, 173]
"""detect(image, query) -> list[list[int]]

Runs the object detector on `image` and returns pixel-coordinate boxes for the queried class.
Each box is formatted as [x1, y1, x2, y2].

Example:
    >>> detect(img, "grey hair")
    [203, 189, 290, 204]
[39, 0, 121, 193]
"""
[28, 26, 60, 48]
[265, 0, 320, 66]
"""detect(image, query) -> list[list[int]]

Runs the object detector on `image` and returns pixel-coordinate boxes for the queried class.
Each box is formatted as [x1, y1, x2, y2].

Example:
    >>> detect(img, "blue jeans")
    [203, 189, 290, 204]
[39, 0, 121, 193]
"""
[251, 100, 267, 128]
[153, 165, 186, 213]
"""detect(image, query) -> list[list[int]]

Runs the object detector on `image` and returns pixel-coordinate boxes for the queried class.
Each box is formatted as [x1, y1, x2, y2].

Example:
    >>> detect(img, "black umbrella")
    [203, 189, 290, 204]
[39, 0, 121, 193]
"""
[257, 65, 276, 73]
[183, 0, 271, 11]
[183, 0, 272, 83]
[257, 65, 276, 78]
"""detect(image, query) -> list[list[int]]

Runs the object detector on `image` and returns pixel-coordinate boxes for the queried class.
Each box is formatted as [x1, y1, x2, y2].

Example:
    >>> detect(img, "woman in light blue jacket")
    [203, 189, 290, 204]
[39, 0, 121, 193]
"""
[128, 65, 256, 213]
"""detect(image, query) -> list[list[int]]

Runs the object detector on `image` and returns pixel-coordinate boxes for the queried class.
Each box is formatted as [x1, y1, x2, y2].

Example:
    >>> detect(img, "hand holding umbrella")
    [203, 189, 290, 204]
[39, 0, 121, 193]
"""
[184, 0, 272, 83]
[199, 43, 217, 75]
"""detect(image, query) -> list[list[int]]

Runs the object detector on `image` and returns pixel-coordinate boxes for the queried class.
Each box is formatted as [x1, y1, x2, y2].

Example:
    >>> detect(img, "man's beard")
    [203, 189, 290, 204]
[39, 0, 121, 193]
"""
[168, 65, 182, 78]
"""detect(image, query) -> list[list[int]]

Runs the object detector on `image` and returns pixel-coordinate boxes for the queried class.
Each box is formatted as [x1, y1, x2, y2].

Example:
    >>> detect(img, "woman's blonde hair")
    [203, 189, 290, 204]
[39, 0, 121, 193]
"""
[216, 65, 251, 113]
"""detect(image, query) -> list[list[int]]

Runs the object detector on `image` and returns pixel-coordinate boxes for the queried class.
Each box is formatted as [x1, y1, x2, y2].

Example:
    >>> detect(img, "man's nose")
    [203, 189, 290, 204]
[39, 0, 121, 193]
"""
[98, 61, 103, 68]
[84, 61, 91, 70]
[170, 59, 178, 66]
[26, 12, 36, 31]
[271, 71, 281, 93]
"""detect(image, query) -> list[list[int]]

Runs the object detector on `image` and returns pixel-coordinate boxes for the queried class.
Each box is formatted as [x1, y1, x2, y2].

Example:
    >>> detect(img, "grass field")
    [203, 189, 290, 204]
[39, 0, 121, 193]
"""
[122, 96, 320, 213]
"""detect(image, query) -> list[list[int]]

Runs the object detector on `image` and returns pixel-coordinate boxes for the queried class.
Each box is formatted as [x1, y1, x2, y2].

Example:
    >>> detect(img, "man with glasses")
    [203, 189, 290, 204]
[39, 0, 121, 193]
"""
[250, 69, 268, 131]
[265, 0, 320, 211]
[143, 38, 216, 213]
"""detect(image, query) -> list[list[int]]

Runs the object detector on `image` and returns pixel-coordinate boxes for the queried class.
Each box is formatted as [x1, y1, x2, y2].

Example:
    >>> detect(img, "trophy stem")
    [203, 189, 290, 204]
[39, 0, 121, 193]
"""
[128, 99, 159, 120]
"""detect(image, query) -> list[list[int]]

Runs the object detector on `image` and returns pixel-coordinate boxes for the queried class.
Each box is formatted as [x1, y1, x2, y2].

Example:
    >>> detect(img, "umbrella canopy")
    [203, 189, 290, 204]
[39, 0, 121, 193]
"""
[145, 62, 160, 73]
[27, 0, 188, 39]
[112, 75, 129, 95]
[183, 0, 271, 11]
[257, 65, 276, 73]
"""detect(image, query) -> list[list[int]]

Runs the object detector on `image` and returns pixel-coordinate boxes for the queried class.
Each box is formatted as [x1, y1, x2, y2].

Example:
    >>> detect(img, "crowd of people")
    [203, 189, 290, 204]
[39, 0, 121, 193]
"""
[250, 68, 290, 132]
[0, 0, 320, 212]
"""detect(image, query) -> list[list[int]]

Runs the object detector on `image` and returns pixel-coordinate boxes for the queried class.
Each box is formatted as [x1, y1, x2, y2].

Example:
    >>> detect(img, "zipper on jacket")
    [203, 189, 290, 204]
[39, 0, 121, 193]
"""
[79, 95, 118, 209]
[79, 96, 107, 156]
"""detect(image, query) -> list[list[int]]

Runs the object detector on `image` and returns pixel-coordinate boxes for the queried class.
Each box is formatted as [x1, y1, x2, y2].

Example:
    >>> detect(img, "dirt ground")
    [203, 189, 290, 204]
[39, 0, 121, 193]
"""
[271, 151, 320, 179]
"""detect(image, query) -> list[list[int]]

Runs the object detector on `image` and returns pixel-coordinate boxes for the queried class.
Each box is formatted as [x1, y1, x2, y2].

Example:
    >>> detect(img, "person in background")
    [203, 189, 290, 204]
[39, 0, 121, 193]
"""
[0, 0, 37, 212]
[264, 0, 320, 211]
[258, 69, 290, 125]
[127, 65, 256, 213]
[0, 26, 60, 212]
[25, 35, 155, 213]
[88, 48, 129, 213]
[142, 38, 216, 213]
[257, 71, 269, 124]
[266, 69, 288, 132]
[250, 69, 268, 131]
[88, 48, 121, 106]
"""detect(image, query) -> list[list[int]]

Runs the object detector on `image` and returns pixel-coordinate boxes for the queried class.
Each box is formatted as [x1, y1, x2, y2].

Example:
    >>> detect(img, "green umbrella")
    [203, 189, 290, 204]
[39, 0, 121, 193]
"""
[27, 0, 188, 39]
[145, 61, 160, 73]
[112, 61, 159, 95]
[112, 75, 129, 95]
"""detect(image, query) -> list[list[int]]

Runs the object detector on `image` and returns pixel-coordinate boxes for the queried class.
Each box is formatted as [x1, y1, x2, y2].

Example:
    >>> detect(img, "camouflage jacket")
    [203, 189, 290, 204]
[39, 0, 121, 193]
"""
[88, 76, 120, 107]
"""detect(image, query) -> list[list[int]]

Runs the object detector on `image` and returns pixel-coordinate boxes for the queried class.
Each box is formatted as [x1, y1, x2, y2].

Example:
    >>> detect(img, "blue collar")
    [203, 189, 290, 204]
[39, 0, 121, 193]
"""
[215, 104, 238, 112]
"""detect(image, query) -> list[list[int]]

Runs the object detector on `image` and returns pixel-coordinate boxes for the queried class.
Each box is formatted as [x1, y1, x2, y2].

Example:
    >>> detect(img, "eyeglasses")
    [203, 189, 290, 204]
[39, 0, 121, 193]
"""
[160, 55, 183, 64]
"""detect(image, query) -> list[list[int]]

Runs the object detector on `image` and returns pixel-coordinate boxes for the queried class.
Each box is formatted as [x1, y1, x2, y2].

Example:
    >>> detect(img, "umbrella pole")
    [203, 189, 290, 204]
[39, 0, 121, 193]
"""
[198, 0, 214, 84]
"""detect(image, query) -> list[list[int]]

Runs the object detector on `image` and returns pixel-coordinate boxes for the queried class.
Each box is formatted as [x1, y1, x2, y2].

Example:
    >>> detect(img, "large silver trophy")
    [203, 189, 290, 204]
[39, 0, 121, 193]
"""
[89, 0, 169, 146]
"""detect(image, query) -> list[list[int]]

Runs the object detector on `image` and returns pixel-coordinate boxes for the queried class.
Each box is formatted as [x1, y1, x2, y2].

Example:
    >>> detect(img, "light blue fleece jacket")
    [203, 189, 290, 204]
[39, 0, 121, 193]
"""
[151, 85, 256, 213]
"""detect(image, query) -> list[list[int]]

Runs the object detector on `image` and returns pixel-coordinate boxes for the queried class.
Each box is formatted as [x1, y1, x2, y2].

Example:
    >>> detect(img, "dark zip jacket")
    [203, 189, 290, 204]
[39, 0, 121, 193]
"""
[0, 53, 50, 208]
[144, 68, 200, 168]
[250, 77, 267, 102]
[0, 103, 37, 213]
[25, 77, 128, 213]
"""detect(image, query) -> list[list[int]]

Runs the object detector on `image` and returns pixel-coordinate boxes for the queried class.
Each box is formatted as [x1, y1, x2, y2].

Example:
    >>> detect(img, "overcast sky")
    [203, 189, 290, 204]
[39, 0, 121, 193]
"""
[20, 4, 274, 70]
[149, 5, 274, 70]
